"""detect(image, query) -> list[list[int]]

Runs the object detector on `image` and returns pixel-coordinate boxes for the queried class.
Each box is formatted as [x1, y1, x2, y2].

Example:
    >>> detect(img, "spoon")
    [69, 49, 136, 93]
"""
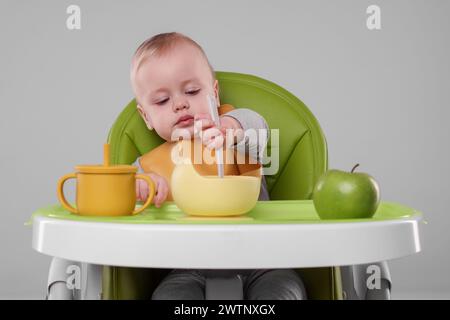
[206, 94, 224, 178]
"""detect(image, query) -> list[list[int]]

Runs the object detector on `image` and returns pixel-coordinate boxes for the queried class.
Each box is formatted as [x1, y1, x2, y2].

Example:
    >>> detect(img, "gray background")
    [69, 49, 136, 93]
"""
[0, 0, 448, 299]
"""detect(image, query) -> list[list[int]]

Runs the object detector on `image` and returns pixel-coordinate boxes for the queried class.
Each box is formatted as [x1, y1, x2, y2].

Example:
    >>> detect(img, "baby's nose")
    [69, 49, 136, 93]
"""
[173, 99, 189, 111]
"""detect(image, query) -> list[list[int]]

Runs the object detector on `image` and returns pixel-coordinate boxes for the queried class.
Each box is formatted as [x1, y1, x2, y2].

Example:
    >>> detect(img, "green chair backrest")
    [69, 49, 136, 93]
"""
[107, 71, 328, 199]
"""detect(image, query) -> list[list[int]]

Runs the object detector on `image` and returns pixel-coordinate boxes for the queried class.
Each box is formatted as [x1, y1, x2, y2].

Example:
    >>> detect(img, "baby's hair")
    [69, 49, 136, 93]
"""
[130, 32, 215, 99]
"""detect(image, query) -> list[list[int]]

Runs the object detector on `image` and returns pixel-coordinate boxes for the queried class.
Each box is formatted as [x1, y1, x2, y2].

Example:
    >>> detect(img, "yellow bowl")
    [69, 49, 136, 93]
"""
[171, 159, 261, 217]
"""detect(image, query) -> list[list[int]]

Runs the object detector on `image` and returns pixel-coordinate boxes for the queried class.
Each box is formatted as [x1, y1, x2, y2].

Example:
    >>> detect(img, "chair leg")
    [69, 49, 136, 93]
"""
[83, 263, 103, 300]
[340, 261, 391, 300]
[47, 258, 103, 300]
[47, 257, 81, 300]
[365, 279, 391, 300]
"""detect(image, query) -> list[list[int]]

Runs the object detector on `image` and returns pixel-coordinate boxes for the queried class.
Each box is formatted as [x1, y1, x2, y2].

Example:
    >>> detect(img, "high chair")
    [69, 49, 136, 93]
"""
[32, 72, 422, 300]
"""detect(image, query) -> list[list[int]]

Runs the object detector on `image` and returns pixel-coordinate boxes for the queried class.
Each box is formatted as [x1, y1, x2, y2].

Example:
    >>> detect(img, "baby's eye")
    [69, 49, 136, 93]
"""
[155, 98, 169, 105]
[186, 88, 201, 95]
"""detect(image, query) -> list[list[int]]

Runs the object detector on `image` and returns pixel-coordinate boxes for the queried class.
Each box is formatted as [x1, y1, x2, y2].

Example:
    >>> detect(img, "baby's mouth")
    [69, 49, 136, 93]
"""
[175, 115, 194, 127]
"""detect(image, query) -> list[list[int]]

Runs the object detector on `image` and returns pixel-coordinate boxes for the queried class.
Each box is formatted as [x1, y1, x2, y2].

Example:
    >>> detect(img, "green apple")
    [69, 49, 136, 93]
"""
[313, 164, 380, 219]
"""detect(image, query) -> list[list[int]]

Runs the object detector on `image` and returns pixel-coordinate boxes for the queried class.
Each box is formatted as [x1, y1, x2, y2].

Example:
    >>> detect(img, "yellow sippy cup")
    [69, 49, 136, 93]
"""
[57, 144, 155, 216]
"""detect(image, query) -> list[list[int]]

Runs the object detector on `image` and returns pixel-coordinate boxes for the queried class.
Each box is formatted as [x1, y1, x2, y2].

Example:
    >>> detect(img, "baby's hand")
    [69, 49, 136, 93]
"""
[194, 113, 244, 149]
[136, 172, 169, 208]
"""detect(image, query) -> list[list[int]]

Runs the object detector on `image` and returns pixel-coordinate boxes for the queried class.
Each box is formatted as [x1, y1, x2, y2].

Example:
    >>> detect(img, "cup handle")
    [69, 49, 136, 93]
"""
[132, 174, 155, 215]
[57, 173, 78, 214]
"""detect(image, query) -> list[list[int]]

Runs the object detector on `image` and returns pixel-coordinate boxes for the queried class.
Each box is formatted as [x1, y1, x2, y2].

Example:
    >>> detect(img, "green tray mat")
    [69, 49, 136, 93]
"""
[29, 200, 422, 225]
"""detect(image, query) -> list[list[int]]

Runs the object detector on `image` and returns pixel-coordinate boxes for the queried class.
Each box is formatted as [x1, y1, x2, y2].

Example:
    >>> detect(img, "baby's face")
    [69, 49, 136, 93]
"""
[134, 42, 219, 141]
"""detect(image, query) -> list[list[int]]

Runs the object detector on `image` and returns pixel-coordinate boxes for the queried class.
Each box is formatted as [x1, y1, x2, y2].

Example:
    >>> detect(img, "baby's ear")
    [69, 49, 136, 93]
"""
[137, 104, 154, 131]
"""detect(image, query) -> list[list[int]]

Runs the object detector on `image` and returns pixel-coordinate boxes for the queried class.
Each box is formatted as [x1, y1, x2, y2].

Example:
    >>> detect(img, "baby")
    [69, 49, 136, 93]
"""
[130, 32, 306, 300]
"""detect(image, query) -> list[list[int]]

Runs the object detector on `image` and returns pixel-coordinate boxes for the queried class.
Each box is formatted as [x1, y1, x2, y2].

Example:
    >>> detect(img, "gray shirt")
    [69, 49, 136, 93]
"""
[224, 108, 270, 200]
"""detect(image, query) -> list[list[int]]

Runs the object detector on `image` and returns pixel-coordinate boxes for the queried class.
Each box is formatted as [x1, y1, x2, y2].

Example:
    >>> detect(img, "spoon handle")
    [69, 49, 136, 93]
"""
[207, 94, 224, 178]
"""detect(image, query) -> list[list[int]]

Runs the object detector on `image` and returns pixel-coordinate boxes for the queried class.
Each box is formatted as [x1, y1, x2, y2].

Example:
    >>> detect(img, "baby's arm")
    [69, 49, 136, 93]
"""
[221, 108, 269, 163]
[196, 108, 269, 162]
[133, 161, 169, 208]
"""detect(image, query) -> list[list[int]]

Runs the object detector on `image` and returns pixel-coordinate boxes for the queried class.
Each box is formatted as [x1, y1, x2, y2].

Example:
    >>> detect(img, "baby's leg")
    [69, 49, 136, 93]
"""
[152, 269, 206, 300]
[244, 269, 307, 300]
